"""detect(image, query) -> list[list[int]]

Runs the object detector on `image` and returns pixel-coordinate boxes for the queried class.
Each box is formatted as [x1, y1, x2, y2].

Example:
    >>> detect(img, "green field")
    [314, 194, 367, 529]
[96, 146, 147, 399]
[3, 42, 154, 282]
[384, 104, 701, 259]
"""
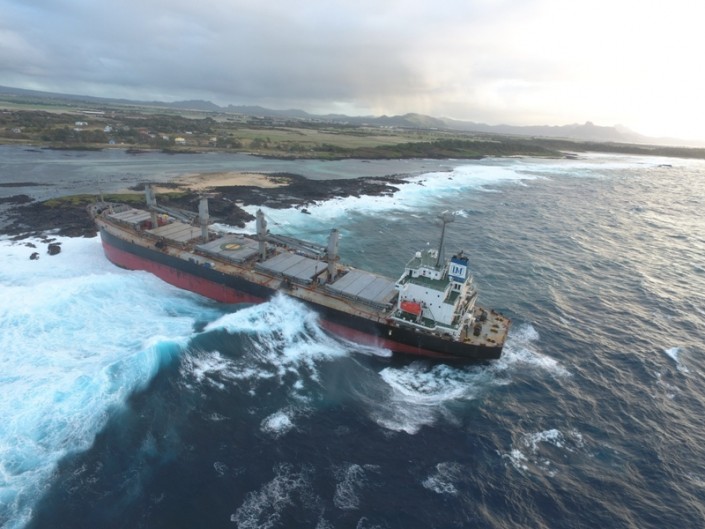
[2, 92, 705, 160]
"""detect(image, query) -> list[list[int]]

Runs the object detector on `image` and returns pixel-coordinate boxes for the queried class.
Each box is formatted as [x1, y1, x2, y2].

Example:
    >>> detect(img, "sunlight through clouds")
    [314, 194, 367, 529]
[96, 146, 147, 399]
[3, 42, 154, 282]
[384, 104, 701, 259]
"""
[0, 0, 703, 140]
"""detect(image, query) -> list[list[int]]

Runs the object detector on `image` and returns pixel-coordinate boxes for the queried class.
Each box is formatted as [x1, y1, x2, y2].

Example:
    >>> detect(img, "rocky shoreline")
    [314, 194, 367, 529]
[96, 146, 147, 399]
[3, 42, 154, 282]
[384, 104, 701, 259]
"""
[1, 172, 408, 240]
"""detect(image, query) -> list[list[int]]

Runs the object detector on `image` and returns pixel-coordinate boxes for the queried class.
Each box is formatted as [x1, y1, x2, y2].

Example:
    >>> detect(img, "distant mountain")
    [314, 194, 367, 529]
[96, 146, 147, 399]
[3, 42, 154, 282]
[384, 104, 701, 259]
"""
[440, 119, 653, 144]
[224, 104, 312, 119]
[167, 99, 222, 112]
[0, 85, 701, 147]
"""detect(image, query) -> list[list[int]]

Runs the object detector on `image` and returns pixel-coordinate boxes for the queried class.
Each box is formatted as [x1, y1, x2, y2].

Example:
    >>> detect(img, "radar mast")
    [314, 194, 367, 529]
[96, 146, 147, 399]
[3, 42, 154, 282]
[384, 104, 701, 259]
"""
[436, 211, 455, 267]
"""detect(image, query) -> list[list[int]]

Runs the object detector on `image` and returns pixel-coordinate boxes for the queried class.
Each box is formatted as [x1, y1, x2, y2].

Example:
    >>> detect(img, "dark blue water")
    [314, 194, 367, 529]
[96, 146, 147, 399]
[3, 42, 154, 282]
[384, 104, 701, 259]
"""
[1, 150, 704, 528]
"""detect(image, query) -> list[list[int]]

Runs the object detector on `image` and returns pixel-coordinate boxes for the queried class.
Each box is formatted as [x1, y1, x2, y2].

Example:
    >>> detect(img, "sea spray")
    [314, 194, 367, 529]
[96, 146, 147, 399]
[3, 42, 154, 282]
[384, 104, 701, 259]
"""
[0, 236, 203, 529]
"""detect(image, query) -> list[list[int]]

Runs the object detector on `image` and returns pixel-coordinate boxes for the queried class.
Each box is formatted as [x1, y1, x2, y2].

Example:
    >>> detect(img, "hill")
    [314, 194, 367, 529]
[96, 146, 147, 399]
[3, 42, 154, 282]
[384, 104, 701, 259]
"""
[0, 85, 703, 148]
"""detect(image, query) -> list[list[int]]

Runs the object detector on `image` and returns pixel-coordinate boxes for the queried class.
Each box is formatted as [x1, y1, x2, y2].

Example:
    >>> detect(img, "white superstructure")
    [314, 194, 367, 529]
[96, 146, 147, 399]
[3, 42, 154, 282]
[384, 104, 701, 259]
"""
[392, 215, 479, 340]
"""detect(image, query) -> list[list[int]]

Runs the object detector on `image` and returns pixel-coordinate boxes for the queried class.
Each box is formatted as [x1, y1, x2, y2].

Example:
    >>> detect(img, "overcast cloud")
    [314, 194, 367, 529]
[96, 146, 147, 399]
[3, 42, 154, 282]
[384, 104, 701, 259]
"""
[1, 0, 704, 139]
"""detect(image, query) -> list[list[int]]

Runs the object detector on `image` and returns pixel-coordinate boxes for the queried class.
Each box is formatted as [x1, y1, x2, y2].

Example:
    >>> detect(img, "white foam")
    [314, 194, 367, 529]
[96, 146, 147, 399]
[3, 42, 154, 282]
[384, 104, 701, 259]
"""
[178, 295, 360, 434]
[524, 428, 584, 453]
[503, 428, 585, 476]
[0, 236, 202, 529]
[503, 449, 530, 473]
[492, 324, 571, 377]
[230, 463, 313, 529]
[204, 293, 349, 376]
[333, 463, 366, 510]
[366, 362, 497, 434]
[231, 155, 685, 238]
[522, 429, 566, 452]
[664, 347, 689, 373]
[336, 338, 393, 358]
[358, 324, 565, 434]
[237, 163, 537, 236]
[260, 410, 295, 438]
[379, 363, 482, 404]
[421, 462, 464, 495]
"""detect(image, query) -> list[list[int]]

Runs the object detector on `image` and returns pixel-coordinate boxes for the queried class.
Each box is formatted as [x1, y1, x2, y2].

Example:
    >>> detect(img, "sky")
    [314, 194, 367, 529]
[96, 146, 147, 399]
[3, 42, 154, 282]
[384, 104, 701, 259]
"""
[1, 0, 704, 140]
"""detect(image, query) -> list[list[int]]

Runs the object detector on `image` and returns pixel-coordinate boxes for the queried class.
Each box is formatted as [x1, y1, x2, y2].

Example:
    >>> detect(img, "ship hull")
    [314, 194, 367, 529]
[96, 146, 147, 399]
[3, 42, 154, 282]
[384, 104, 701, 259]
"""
[99, 227, 502, 361]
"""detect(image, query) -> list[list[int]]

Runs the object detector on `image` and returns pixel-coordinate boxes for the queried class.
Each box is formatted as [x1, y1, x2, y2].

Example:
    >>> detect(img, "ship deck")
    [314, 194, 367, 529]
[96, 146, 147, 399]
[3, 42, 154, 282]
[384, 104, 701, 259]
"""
[97, 215, 395, 320]
[97, 210, 509, 355]
[466, 308, 510, 347]
[325, 269, 397, 309]
[256, 252, 327, 285]
[196, 234, 260, 263]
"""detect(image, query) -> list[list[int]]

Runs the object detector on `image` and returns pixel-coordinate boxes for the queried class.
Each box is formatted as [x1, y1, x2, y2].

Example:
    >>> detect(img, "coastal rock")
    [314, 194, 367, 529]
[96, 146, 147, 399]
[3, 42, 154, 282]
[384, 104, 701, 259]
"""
[0, 194, 33, 205]
[0, 173, 407, 239]
[47, 243, 61, 255]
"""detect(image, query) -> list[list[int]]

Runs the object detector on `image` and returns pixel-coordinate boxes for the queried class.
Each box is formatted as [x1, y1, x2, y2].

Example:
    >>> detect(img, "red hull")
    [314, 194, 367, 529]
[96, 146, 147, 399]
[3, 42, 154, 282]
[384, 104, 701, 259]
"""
[100, 232, 503, 362]
[103, 240, 265, 305]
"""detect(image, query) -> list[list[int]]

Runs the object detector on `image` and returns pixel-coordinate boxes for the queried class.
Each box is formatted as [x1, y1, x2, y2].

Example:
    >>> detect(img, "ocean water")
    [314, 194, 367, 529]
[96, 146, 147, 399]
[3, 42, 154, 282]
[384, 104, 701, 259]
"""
[0, 145, 456, 203]
[1, 152, 705, 528]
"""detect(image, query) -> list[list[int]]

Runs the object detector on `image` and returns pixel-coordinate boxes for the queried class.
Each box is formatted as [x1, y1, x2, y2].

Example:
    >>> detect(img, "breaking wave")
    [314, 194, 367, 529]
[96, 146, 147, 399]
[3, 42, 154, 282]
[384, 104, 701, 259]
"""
[664, 346, 689, 373]
[0, 236, 205, 529]
[361, 323, 567, 434]
[4, 152, 705, 529]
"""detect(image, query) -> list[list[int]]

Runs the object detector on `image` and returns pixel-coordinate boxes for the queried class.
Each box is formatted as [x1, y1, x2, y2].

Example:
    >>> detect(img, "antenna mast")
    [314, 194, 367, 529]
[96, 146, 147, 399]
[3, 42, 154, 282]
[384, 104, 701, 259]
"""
[198, 196, 209, 242]
[256, 209, 268, 261]
[436, 211, 455, 267]
[145, 184, 158, 228]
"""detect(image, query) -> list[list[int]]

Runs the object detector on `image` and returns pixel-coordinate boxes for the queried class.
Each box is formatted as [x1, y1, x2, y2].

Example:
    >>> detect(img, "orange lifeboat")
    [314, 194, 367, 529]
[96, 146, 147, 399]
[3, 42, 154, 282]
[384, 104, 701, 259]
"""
[400, 300, 422, 316]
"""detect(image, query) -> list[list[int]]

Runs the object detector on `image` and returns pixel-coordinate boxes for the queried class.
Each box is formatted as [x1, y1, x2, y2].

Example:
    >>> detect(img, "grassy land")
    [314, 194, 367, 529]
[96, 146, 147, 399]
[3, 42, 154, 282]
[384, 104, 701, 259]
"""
[3, 94, 705, 160]
[0, 108, 565, 159]
[41, 191, 190, 208]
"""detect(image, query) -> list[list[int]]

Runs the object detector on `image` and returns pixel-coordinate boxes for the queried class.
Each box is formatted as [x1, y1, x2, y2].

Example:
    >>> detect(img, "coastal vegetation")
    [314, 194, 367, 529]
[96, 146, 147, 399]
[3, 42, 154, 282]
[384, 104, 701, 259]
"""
[3, 97, 705, 160]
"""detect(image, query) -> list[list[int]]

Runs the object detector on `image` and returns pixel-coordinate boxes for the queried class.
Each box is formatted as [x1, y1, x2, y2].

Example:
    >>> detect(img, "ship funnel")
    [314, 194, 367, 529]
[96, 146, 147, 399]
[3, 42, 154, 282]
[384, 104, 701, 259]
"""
[436, 211, 455, 267]
[198, 197, 209, 242]
[256, 209, 268, 260]
[326, 228, 339, 282]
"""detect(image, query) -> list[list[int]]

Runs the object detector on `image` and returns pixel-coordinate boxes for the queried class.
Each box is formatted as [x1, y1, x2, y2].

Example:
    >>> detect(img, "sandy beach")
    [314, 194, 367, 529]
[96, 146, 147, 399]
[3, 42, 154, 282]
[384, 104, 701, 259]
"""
[170, 171, 290, 190]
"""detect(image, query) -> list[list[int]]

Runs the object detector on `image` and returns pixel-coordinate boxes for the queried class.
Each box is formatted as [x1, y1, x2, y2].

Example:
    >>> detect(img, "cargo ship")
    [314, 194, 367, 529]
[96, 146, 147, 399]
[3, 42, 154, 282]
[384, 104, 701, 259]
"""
[92, 188, 510, 361]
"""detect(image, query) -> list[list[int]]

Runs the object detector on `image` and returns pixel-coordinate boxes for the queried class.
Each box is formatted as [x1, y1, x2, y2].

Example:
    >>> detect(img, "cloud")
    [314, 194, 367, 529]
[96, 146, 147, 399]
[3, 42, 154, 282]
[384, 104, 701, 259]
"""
[1, 0, 704, 138]
[0, 1, 509, 106]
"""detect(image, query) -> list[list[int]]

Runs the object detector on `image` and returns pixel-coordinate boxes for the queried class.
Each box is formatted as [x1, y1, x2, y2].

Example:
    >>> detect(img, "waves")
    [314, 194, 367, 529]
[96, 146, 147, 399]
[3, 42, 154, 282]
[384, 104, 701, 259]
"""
[5, 153, 705, 528]
[235, 161, 540, 240]
[229, 463, 316, 529]
[0, 236, 205, 529]
[336, 322, 567, 435]
[0, 236, 572, 528]
[502, 428, 586, 477]
[664, 346, 689, 373]
[203, 294, 349, 371]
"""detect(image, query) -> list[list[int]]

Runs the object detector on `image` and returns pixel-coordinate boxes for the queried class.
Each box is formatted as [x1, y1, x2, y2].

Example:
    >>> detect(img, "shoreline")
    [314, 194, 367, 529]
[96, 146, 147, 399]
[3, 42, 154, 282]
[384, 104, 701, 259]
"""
[0, 169, 409, 240]
[163, 171, 291, 191]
